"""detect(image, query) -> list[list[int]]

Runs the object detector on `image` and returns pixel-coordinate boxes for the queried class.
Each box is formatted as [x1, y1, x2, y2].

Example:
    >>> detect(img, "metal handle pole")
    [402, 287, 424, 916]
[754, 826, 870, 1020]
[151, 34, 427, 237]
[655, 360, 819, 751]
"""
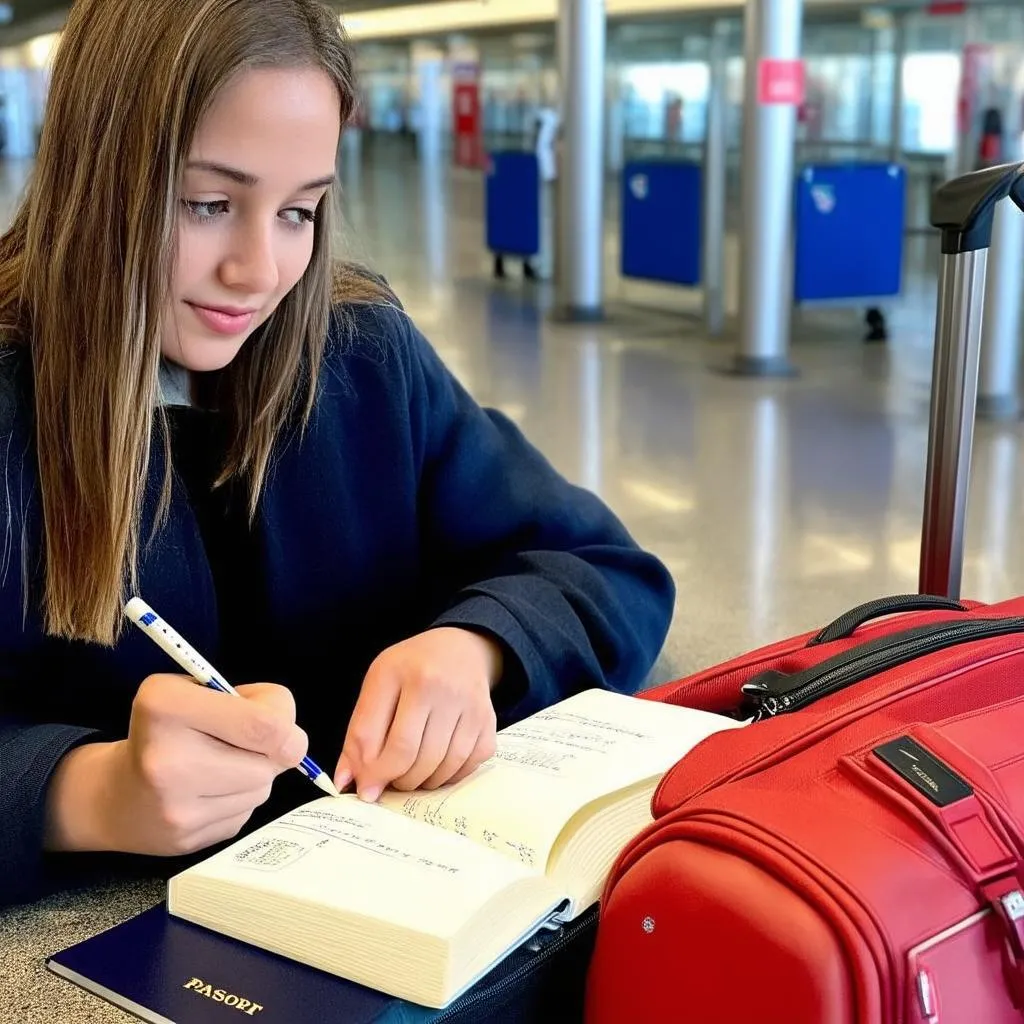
[918, 250, 988, 599]
[918, 159, 1024, 599]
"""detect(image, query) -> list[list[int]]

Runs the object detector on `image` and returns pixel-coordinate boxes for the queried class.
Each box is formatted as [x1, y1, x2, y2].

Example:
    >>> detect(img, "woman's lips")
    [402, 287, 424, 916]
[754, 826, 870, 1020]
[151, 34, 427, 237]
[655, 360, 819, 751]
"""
[187, 302, 257, 336]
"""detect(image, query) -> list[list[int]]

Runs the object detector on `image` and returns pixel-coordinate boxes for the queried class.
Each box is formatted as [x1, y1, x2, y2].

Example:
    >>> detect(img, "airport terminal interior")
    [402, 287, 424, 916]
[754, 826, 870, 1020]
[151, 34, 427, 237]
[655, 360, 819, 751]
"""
[0, 0, 1018, 680]
[335, 0, 1024, 680]
[2, 0, 1024, 1018]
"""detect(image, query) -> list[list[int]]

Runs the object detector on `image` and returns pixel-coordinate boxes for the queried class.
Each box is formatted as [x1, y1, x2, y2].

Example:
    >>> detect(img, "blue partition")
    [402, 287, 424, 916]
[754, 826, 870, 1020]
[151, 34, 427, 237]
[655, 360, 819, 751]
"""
[621, 161, 702, 286]
[793, 163, 906, 303]
[485, 152, 540, 258]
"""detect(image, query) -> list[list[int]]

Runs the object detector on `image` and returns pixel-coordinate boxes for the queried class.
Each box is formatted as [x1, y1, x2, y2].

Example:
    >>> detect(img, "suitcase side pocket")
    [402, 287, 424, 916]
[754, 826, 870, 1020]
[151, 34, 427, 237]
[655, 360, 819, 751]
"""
[586, 820, 866, 1024]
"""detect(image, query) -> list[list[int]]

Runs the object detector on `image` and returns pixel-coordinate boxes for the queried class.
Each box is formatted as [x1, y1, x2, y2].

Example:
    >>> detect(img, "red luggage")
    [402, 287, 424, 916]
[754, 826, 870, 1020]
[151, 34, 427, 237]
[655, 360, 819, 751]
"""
[586, 162, 1024, 1023]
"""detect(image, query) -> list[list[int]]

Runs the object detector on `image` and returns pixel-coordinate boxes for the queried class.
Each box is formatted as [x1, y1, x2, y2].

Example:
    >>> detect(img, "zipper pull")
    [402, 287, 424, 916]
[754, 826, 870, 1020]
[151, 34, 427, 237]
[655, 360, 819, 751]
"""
[740, 671, 795, 720]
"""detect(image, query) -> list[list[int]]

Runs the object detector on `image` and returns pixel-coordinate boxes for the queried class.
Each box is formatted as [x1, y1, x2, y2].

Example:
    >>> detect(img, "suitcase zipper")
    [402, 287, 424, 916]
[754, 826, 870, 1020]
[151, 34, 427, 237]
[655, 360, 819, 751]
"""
[741, 617, 1024, 721]
[431, 906, 595, 1022]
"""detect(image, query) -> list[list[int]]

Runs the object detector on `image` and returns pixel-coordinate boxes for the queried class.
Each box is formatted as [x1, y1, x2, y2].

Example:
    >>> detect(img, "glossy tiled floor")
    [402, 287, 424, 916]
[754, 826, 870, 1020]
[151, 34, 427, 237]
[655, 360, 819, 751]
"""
[337, 136, 1024, 685]
[2, 144, 1020, 687]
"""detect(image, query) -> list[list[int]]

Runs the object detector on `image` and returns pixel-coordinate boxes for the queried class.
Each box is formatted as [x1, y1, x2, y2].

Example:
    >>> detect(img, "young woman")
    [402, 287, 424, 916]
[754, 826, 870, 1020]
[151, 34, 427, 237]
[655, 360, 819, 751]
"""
[0, 0, 675, 908]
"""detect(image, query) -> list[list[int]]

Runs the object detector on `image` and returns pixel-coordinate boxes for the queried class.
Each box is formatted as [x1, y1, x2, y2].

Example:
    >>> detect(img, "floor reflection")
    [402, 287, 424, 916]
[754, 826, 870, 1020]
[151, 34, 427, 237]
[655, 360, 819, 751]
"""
[333, 140, 1024, 680]
[1, 139, 1018, 685]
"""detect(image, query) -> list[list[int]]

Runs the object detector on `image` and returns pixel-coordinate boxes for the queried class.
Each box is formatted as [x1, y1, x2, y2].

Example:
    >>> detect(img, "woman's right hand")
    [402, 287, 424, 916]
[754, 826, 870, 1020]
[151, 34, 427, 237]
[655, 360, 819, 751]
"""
[44, 674, 308, 857]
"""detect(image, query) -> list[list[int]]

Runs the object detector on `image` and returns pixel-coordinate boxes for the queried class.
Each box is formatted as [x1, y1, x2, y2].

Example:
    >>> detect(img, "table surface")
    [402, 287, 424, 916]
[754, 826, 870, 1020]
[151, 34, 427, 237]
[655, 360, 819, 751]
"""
[1, 877, 165, 1023]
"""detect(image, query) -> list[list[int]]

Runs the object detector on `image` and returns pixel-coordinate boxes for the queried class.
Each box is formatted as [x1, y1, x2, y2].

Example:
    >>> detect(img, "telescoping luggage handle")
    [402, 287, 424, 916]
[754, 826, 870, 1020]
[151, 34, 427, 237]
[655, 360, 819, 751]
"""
[920, 161, 1024, 601]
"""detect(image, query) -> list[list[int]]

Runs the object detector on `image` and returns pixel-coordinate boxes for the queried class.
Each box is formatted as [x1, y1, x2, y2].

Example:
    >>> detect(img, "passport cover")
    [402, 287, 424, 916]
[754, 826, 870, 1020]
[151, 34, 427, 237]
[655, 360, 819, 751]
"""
[46, 903, 436, 1024]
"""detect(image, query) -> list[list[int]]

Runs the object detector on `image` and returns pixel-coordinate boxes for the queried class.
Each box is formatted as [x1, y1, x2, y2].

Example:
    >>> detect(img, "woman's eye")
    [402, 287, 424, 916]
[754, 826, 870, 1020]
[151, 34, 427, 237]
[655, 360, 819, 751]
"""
[179, 200, 315, 228]
[182, 199, 228, 221]
[281, 208, 316, 228]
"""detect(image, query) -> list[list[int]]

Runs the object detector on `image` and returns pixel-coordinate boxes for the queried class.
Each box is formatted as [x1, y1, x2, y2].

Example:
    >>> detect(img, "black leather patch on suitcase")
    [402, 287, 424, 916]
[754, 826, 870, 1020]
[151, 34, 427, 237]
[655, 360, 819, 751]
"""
[873, 736, 974, 808]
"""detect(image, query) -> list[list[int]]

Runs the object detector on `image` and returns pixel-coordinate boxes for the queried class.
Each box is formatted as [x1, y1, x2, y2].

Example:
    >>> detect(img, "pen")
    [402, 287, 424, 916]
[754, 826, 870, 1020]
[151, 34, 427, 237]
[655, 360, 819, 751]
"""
[123, 597, 341, 798]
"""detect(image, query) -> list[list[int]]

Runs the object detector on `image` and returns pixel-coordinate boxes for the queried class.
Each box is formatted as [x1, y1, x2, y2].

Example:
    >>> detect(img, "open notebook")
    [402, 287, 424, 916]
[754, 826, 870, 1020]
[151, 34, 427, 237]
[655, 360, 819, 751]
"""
[168, 688, 745, 1008]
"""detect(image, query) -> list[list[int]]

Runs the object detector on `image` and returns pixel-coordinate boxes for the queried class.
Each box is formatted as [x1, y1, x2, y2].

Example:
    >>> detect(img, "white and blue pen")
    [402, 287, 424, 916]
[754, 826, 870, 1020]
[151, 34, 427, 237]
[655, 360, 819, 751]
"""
[123, 598, 341, 798]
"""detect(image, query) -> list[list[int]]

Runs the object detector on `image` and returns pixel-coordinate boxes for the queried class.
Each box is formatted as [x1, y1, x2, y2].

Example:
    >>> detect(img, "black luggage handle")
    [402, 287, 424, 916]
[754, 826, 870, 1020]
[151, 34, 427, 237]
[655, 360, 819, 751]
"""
[745, 616, 1024, 720]
[809, 595, 969, 647]
[919, 161, 1024, 601]
[931, 160, 1024, 254]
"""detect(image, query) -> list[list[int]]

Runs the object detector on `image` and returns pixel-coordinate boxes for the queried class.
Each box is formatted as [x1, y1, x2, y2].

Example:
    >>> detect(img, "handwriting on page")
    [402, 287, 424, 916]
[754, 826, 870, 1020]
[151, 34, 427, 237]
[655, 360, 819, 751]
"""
[231, 806, 462, 876]
[399, 792, 538, 867]
[232, 837, 309, 871]
[494, 710, 653, 775]
[381, 706, 663, 866]
[377, 689, 721, 871]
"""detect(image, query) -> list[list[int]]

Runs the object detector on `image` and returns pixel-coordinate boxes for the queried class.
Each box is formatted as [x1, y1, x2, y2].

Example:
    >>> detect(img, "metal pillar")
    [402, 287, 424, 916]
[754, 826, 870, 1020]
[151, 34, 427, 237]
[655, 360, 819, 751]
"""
[606, 60, 625, 175]
[977, 63, 1024, 420]
[734, 0, 803, 376]
[889, 16, 906, 163]
[415, 52, 444, 165]
[703, 21, 729, 337]
[865, 28, 878, 144]
[977, 201, 1024, 418]
[557, 0, 606, 321]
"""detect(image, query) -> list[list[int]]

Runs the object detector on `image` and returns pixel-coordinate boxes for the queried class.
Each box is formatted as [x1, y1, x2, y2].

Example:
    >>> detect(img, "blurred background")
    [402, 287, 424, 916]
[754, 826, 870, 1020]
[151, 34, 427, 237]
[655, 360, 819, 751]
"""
[0, 0, 1022, 680]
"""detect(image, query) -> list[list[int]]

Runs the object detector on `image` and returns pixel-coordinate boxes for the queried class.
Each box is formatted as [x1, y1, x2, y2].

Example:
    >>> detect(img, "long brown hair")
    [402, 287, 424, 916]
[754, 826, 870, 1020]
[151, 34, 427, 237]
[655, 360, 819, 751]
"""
[0, 0, 386, 645]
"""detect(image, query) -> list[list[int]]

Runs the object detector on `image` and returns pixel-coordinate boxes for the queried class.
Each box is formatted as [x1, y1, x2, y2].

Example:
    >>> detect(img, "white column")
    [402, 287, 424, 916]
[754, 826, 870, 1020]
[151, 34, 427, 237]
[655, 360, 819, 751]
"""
[976, 61, 1024, 420]
[0, 65, 34, 159]
[703, 20, 730, 336]
[413, 44, 444, 165]
[977, 201, 1024, 419]
[557, 0, 606, 321]
[889, 15, 906, 163]
[605, 69, 625, 175]
[734, 0, 803, 375]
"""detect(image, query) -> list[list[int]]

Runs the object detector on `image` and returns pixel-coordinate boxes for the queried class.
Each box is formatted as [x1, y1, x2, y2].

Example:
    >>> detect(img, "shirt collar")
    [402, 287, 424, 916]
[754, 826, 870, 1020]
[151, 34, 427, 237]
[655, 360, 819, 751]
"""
[158, 360, 193, 408]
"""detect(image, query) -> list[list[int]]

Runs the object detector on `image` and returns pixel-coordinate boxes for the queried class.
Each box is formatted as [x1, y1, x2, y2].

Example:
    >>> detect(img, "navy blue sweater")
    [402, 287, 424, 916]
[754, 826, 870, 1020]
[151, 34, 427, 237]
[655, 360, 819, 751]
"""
[0, 302, 675, 907]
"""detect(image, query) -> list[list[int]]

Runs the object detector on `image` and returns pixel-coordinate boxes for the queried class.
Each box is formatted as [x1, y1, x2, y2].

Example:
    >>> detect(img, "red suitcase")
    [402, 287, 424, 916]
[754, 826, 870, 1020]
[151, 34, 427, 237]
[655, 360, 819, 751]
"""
[586, 162, 1024, 1024]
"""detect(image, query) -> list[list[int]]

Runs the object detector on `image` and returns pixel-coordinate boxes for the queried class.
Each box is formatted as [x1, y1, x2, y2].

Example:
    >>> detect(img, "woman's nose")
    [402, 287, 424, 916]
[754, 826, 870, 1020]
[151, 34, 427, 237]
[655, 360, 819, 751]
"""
[219, 222, 280, 296]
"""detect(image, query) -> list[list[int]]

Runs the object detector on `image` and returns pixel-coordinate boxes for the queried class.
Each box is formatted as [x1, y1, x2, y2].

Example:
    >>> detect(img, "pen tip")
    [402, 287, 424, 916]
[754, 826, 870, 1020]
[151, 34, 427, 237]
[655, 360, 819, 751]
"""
[313, 773, 343, 799]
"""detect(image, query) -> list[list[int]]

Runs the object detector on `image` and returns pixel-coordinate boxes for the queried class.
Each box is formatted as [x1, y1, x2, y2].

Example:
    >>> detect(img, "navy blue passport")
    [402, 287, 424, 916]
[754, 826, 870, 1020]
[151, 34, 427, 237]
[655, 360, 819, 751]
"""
[46, 902, 598, 1024]
[46, 903, 434, 1024]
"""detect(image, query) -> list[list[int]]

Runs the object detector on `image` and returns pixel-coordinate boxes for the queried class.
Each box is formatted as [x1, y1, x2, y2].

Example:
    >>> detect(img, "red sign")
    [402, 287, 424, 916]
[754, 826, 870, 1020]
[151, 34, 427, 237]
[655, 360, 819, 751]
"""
[757, 59, 806, 106]
[452, 65, 482, 169]
[957, 43, 991, 134]
[927, 1, 967, 14]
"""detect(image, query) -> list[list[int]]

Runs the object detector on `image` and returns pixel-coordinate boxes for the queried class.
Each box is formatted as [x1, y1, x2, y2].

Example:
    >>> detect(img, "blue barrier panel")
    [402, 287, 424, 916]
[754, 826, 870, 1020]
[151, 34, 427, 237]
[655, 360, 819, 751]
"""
[485, 152, 540, 258]
[621, 161, 702, 287]
[793, 163, 906, 302]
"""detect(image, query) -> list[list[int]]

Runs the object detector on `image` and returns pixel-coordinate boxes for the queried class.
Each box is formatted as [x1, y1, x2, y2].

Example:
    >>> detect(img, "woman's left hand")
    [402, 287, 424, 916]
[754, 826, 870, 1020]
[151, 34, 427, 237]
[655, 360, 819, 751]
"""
[333, 627, 502, 802]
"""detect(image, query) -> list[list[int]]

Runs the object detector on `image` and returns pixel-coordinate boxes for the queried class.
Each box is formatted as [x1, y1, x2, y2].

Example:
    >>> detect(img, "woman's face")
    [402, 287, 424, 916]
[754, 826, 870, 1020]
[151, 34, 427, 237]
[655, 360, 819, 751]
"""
[163, 66, 341, 372]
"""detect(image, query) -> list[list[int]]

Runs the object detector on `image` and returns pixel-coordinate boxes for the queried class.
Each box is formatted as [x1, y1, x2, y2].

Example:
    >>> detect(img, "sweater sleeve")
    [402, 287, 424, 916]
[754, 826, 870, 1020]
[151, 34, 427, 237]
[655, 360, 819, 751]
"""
[401, 316, 676, 723]
[0, 721, 99, 906]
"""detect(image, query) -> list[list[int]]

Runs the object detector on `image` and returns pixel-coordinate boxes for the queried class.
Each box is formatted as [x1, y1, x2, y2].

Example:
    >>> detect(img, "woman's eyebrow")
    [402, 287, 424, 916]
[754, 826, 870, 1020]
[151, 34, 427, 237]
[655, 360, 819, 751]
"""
[186, 161, 336, 191]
